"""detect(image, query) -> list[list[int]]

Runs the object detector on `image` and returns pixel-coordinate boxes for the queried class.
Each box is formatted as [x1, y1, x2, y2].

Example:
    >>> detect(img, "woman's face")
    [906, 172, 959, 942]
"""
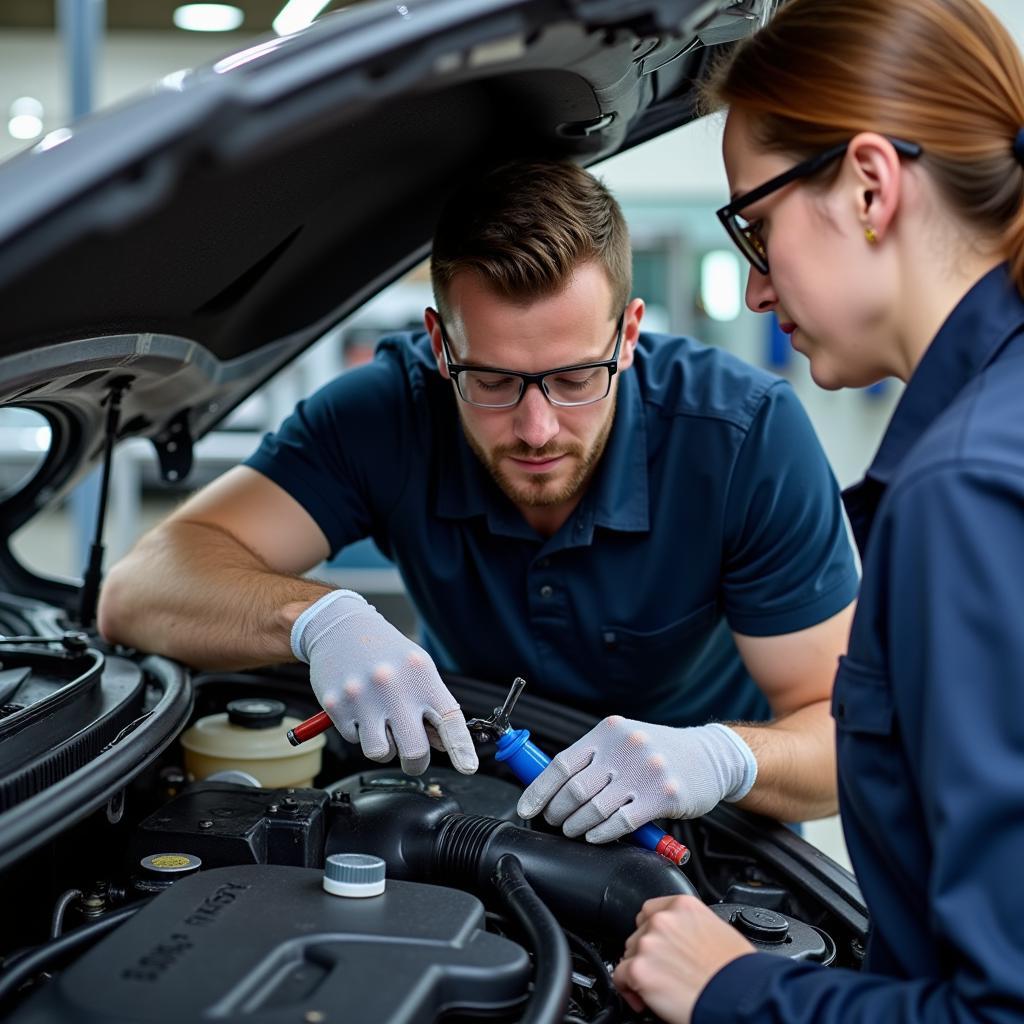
[721, 110, 898, 390]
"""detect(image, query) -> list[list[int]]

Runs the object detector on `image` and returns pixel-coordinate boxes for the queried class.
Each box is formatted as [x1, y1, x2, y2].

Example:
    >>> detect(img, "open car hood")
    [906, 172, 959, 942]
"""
[0, 0, 776, 598]
[0, 11, 873, 1003]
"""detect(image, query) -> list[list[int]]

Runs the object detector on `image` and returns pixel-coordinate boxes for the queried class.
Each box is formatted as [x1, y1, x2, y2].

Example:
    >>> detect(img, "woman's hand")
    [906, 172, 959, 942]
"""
[612, 895, 756, 1024]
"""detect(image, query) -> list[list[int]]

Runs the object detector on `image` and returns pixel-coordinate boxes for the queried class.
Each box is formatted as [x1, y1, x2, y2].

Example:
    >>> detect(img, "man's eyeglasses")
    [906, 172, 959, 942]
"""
[437, 311, 625, 409]
[716, 137, 923, 275]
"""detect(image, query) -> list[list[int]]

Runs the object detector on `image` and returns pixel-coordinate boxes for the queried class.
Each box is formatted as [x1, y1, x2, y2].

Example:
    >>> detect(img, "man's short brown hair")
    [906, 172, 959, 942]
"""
[430, 160, 631, 321]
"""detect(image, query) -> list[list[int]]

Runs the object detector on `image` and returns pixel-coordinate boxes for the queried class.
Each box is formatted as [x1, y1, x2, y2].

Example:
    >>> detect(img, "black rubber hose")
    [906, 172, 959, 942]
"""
[492, 853, 571, 1024]
[0, 901, 145, 1008]
[430, 813, 696, 946]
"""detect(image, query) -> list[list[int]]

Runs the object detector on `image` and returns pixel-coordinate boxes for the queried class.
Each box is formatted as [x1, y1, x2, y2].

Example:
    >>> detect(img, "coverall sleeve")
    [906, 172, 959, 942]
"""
[694, 462, 1024, 1024]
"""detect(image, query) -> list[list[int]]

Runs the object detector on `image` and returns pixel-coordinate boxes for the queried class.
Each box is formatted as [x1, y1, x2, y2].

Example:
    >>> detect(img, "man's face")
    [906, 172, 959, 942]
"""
[427, 262, 642, 521]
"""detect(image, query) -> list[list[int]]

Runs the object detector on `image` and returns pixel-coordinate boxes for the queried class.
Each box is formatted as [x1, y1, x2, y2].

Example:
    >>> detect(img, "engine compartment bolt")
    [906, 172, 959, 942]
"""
[80, 881, 110, 919]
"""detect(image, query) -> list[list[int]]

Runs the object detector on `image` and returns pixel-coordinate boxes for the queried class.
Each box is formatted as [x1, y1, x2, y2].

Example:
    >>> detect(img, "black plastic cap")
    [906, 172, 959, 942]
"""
[733, 906, 789, 943]
[226, 698, 287, 729]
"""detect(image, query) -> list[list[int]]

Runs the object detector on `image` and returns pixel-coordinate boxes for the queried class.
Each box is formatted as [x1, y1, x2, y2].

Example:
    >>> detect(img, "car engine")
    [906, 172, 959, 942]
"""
[0, 604, 866, 1023]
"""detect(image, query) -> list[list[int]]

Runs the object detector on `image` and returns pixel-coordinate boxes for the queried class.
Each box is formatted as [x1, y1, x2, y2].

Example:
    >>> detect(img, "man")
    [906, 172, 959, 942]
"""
[99, 161, 857, 842]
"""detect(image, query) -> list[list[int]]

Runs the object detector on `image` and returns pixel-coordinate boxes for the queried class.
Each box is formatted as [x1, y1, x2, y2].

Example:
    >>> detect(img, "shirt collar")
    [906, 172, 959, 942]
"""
[865, 263, 1024, 485]
[435, 364, 650, 541]
[842, 264, 1024, 555]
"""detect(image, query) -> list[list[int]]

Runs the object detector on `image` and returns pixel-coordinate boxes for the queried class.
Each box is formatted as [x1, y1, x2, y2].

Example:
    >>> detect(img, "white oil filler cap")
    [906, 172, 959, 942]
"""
[323, 853, 386, 897]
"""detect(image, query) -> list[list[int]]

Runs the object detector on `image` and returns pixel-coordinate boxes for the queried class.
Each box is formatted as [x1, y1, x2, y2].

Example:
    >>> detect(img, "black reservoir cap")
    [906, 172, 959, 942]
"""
[226, 698, 286, 729]
[733, 906, 789, 943]
[712, 903, 832, 963]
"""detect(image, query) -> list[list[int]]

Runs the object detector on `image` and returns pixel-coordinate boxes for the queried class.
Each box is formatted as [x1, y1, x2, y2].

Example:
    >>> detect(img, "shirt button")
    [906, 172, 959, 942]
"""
[540, 585, 554, 599]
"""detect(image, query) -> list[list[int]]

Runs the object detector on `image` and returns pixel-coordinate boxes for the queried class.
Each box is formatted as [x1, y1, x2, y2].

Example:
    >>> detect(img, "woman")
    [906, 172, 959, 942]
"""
[611, 1, 1024, 1022]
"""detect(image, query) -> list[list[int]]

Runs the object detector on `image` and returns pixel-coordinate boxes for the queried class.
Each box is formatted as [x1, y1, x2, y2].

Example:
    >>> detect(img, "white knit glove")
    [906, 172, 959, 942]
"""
[516, 715, 757, 843]
[291, 590, 478, 776]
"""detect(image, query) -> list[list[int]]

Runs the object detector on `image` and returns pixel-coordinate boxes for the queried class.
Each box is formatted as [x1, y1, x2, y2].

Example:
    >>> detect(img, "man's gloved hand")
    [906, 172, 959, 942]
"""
[516, 716, 757, 843]
[291, 590, 478, 777]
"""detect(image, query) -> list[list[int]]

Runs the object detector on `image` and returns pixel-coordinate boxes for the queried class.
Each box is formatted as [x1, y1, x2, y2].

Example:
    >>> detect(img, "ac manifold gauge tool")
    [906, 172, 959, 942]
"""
[289, 676, 690, 867]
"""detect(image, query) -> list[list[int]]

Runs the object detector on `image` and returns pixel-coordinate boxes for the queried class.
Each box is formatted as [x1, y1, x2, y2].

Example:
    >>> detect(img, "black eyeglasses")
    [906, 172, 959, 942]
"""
[437, 312, 625, 409]
[716, 137, 923, 275]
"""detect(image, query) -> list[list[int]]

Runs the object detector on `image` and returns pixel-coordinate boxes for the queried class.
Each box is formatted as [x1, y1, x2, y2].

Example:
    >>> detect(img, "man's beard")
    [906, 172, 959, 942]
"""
[461, 394, 617, 509]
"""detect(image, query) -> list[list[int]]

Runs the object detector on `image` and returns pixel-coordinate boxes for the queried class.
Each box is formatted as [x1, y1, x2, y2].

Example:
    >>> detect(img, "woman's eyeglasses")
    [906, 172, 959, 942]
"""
[716, 137, 923, 275]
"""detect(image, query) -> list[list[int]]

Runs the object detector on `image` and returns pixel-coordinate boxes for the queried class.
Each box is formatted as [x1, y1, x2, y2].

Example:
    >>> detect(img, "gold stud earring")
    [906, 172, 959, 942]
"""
[865, 226, 878, 244]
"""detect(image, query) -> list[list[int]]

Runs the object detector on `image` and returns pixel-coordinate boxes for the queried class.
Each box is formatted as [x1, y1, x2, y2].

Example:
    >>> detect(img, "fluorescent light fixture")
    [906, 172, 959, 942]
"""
[272, 0, 330, 36]
[700, 250, 742, 322]
[8, 115, 43, 140]
[8, 98, 44, 141]
[10, 96, 43, 118]
[172, 4, 244, 32]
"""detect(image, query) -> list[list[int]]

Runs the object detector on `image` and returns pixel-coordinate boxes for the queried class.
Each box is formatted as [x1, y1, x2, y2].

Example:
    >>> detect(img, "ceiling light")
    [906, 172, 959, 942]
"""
[8, 97, 44, 141]
[172, 4, 245, 32]
[272, 0, 330, 36]
[8, 115, 43, 140]
[700, 250, 742, 322]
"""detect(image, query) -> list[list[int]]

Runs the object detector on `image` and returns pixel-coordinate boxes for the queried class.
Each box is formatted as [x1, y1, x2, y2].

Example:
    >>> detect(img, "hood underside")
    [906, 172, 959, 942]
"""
[0, 0, 775, 591]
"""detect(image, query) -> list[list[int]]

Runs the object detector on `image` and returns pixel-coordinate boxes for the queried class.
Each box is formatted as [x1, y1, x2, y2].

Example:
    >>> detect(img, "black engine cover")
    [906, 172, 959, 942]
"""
[10, 864, 529, 1023]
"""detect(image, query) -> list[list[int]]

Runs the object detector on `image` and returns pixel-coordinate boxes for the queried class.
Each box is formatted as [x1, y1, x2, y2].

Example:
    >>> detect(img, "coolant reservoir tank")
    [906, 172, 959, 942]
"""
[180, 698, 326, 788]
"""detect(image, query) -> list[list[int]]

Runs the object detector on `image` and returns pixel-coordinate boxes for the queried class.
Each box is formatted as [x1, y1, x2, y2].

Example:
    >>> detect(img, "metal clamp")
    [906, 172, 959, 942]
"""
[466, 676, 526, 743]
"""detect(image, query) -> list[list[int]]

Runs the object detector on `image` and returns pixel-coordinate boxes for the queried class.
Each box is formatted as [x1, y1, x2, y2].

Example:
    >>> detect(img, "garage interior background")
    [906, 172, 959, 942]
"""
[3, 0, 1022, 874]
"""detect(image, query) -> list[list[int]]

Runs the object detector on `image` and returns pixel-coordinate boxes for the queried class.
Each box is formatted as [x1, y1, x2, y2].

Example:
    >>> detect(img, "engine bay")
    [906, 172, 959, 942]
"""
[0, 594, 867, 1023]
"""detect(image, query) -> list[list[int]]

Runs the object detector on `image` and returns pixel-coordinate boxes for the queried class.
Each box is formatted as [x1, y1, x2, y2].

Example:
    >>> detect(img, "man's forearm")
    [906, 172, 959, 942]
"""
[98, 520, 332, 670]
[728, 700, 837, 821]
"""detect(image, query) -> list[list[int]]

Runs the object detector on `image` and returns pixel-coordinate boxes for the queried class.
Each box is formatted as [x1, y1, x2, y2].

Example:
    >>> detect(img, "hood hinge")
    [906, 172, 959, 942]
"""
[152, 409, 194, 484]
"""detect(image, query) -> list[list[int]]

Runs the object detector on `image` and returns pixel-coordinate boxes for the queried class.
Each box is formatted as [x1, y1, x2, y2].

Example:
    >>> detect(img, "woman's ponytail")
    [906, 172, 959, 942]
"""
[705, 0, 1024, 295]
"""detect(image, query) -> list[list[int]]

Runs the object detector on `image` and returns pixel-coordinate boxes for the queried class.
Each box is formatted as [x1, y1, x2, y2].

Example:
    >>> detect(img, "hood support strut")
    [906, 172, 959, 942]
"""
[78, 377, 132, 629]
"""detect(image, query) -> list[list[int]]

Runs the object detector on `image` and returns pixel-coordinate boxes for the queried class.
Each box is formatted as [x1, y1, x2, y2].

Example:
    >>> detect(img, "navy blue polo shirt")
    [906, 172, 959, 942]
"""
[696, 265, 1024, 1023]
[246, 331, 857, 727]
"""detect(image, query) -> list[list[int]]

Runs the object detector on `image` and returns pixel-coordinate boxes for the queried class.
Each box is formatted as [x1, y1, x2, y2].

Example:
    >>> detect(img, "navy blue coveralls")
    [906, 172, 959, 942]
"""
[695, 264, 1024, 1023]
